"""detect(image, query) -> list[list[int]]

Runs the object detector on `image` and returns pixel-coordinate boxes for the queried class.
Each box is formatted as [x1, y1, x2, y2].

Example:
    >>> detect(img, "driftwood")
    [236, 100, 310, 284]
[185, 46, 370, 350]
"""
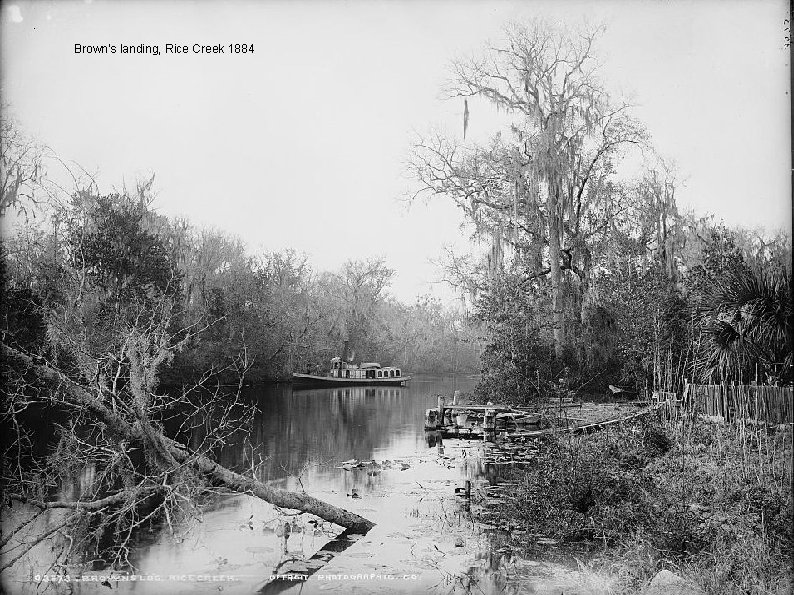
[2, 344, 375, 535]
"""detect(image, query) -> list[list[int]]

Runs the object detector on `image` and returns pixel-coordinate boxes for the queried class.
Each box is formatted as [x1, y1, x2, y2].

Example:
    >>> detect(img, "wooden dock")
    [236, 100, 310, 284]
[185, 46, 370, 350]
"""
[425, 394, 546, 438]
[425, 393, 664, 441]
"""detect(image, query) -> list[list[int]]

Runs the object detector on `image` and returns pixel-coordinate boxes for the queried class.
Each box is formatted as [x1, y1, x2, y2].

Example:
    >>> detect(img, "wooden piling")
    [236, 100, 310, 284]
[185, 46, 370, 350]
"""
[424, 408, 438, 429]
[438, 396, 446, 429]
[483, 408, 496, 433]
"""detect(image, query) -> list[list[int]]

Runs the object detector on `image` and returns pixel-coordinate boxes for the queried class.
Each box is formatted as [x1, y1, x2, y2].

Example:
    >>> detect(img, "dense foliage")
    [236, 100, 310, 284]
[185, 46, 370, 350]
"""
[409, 22, 792, 402]
[1, 188, 480, 388]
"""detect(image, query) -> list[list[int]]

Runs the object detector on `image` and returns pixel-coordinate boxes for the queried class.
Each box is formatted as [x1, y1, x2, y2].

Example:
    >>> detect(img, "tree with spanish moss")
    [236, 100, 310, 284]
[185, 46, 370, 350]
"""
[410, 21, 646, 361]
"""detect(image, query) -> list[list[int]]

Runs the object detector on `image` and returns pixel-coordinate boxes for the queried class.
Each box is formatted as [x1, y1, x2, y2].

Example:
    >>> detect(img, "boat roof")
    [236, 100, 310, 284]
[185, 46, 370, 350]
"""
[328, 359, 399, 370]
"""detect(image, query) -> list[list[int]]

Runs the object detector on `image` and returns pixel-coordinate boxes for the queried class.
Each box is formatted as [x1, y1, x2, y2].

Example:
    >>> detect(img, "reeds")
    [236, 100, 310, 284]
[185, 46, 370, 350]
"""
[483, 401, 793, 594]
[653, 409, 793, 594]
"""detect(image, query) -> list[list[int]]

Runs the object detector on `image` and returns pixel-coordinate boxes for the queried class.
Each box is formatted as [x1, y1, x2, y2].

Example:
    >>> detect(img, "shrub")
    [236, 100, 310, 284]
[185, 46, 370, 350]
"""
[483, 415, 792, 594]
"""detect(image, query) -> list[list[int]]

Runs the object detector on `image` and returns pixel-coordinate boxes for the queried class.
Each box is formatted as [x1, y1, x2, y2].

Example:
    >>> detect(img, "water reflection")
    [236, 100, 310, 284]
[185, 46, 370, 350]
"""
[322, 386, 405, 399]
[125, 376, 481, 586]
[220, 376, 475, 484]
[5, 375, 597, 594]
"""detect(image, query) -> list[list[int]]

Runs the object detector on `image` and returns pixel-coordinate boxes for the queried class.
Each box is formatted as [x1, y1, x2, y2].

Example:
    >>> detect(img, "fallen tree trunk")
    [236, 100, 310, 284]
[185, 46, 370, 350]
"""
[2, 344, 375, 534]
[163, 437, 374, 533]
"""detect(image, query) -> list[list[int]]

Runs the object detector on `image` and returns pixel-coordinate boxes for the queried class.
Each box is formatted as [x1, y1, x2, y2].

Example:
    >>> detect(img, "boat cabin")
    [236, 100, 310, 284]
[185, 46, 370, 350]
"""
[330, 357, 402, 380]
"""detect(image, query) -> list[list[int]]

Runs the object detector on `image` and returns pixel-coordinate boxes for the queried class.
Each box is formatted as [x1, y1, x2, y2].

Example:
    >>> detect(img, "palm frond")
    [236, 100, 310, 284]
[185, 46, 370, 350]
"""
[696, 266, 792, 382]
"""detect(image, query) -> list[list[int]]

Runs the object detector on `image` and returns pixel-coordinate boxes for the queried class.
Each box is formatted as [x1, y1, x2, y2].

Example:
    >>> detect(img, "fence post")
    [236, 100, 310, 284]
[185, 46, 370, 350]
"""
[718, 384, 722, 418]
[683, 378, 689, 412]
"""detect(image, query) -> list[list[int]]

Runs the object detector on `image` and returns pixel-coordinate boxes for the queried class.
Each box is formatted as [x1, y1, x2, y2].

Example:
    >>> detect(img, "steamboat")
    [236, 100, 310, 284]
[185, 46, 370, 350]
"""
[292, 341, 410, 388]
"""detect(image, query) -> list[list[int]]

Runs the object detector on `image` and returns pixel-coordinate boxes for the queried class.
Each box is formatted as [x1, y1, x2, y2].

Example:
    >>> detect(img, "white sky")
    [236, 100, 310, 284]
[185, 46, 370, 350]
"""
[1, 0, 790, 303]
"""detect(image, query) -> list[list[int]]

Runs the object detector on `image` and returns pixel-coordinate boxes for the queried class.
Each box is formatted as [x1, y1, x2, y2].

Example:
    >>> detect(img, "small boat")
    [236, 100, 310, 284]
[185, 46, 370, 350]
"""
[293, 341, 410, 388]
[292, 358, 410, 388]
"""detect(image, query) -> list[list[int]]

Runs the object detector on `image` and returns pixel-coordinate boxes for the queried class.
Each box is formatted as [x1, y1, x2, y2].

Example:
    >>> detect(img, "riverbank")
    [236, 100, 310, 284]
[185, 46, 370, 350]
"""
[475, 410, 793, 594]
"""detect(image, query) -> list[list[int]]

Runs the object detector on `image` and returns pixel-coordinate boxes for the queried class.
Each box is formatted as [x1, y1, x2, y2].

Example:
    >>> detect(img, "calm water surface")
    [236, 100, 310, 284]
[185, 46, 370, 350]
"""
[127, 375, 487, 593]
[5, 375, 605, 595]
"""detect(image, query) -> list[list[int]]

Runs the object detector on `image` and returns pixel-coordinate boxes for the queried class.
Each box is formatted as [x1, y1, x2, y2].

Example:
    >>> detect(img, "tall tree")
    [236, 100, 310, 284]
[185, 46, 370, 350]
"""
[411, 21, 645, 357]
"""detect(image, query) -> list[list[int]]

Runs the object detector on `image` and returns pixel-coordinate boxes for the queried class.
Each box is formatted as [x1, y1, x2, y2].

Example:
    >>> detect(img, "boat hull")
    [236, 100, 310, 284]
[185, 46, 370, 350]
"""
[291, 373, 411, 388]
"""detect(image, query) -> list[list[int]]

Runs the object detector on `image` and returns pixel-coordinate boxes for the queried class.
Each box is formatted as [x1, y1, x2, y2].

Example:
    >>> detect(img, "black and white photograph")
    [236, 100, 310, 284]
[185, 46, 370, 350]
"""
[0, 1, 791, 593]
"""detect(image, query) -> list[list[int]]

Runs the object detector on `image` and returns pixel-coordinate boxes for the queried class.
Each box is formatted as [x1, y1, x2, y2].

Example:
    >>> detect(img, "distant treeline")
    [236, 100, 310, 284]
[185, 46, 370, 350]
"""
[1, 178, 480, 386]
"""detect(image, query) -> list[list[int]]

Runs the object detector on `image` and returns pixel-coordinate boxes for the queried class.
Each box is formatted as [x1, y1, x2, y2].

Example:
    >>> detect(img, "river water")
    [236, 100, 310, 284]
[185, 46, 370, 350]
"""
[3, 375, 610, 595]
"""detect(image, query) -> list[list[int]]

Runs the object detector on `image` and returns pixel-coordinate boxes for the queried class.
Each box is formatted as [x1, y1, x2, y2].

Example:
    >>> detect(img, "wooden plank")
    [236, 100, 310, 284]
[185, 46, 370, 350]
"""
[507, 404, 663, 439]
[541, 402, 583, 410]
[443, 405, 516, 413]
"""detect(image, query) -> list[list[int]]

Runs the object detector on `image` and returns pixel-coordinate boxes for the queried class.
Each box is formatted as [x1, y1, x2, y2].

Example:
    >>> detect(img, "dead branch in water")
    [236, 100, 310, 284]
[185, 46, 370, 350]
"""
[1, 342, 374, 575]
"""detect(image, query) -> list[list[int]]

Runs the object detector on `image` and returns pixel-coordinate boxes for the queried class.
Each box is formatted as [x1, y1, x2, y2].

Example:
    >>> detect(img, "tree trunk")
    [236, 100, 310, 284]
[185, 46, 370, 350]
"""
[166, 438, 373, 533]
[2, 344, 375, 534]
[548, 183, 564, 358]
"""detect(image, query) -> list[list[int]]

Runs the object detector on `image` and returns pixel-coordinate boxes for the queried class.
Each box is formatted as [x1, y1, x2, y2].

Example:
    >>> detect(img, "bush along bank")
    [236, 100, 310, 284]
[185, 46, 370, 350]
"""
[476, 412, 793, 594]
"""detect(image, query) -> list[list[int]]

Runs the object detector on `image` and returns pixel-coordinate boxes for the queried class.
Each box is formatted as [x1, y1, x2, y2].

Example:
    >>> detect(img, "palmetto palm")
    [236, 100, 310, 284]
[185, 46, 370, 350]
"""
[697, 266, 791, 383]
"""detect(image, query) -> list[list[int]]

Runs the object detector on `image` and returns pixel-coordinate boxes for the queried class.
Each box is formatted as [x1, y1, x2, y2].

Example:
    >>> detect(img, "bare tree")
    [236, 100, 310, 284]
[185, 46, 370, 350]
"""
[1, 113, 46, 217]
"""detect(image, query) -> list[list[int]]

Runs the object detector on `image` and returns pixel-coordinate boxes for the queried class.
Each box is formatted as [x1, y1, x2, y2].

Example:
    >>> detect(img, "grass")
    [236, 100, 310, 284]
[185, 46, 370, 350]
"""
[482, 411, 793, 594]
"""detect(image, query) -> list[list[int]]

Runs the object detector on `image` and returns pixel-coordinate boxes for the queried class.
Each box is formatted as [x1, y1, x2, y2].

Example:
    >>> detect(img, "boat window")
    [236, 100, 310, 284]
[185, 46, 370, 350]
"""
[345, 370, 350, 378]
[377, 371, 382, 378]
[396, 369, 400, 377]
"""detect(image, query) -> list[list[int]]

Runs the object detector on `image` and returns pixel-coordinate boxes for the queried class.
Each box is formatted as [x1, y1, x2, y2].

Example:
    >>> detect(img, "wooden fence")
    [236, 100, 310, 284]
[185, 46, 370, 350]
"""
[688, 384, 793, 424]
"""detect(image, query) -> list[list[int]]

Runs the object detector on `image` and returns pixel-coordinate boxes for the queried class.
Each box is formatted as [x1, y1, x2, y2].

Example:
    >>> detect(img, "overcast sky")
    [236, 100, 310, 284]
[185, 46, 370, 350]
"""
[1, 0, 790, 302]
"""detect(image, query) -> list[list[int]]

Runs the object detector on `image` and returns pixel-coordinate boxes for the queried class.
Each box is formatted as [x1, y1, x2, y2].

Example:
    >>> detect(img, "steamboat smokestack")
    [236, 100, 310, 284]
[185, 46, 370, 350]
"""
[341, 340, 349, 365]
